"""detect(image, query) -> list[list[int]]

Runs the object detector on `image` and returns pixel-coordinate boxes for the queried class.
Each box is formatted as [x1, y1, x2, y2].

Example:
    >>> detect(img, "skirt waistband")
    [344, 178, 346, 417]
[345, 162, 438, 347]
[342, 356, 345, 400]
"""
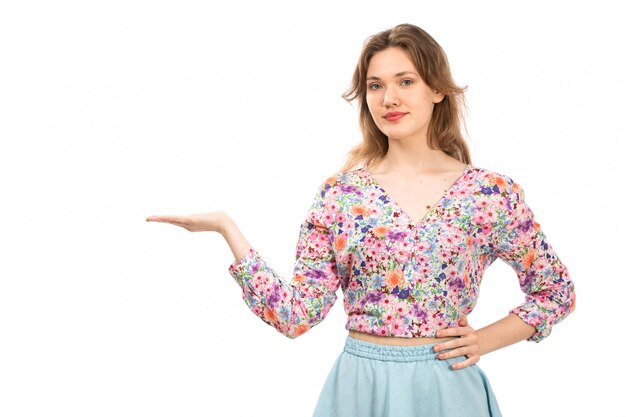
[344, 335, 440, 362]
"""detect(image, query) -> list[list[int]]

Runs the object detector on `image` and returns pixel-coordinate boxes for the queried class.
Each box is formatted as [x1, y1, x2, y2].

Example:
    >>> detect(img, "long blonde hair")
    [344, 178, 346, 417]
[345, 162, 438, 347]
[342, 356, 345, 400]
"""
[338, 23, 471, 174]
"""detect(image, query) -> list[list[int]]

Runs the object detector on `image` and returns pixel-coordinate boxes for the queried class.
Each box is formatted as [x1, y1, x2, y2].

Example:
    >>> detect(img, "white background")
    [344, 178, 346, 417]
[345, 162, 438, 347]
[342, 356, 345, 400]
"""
[1, 1, 623, 416]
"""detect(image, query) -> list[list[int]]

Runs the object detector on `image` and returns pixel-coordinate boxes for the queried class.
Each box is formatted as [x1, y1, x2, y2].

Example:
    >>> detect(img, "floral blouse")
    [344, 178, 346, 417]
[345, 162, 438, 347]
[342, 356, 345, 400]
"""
[228, 164, 576, 342]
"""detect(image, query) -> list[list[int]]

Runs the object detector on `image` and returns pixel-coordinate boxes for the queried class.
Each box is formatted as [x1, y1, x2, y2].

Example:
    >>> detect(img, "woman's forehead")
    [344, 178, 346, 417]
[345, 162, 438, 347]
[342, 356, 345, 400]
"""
[367, 48, 417, 77]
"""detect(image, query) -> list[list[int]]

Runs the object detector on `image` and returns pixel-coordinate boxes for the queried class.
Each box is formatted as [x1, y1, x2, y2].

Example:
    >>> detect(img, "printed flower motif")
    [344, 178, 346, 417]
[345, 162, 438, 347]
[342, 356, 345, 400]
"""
[371, 275, 384, 289]
[372, 225, 390, 238]
[375, 326, 390, 336]
[522, 249, 537, 270]
[440, 197, 453, 208]
[350, 204, 371, 218]
[385, 268, 405, 288]
[293, 324, 310, 337]
[473, 212, 488, 224]
[334, 234, 347, 251]
[475, 195, 491, 209]
[484, 206, 497, 222]
[486, 173, 508, 189]
[390, 317, 406, 333]
[263, 307, 279, 325]
[480, 185, 494, 195]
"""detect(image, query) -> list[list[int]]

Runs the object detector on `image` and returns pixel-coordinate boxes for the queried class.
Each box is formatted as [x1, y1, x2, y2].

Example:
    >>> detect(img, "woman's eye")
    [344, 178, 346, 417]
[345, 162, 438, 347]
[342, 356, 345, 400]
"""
[401, 79, 414, 86]
[368, 83, 382, 90]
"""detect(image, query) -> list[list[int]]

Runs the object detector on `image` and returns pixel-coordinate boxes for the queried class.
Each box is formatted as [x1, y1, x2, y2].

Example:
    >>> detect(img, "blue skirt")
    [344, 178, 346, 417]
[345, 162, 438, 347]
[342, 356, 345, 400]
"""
[312, 336, 502, 417]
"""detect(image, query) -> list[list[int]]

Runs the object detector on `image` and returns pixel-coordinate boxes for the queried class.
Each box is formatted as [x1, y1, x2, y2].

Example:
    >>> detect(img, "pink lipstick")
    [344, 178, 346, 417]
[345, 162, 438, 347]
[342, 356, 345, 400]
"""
[383, 112, 407, 122]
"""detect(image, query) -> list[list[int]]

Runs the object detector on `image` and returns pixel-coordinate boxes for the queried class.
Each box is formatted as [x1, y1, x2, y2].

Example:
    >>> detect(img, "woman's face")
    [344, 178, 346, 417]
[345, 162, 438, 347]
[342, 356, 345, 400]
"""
[365, 47, 443, 142]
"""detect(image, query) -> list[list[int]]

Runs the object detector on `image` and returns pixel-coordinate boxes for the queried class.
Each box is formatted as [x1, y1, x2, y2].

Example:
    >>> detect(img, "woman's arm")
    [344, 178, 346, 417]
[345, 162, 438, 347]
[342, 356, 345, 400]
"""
[147, 179, 343, 339]
[434, 175, 575, 369]
[475, 313, 535, 355]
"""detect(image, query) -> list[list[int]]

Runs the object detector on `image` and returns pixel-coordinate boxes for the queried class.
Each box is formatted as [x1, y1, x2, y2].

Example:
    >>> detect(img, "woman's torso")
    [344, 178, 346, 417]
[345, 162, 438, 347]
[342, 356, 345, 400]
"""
[351, 163, 470, 346]
[319, 163, 508, 339]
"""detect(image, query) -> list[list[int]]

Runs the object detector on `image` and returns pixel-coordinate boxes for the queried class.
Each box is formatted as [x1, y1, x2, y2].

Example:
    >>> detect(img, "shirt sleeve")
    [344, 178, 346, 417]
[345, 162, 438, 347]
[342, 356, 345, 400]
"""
[493, 177, 576, 342]
[227, 179, 341, 339]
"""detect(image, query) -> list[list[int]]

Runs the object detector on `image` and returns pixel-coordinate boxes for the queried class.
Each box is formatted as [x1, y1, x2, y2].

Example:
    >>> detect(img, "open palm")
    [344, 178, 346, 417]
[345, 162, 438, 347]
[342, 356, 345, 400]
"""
[146, 211, 226, 233]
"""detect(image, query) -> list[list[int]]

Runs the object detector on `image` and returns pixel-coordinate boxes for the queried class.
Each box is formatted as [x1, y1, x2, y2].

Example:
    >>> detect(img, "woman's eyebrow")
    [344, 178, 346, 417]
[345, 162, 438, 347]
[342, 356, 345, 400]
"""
[366, 71, 419, 81]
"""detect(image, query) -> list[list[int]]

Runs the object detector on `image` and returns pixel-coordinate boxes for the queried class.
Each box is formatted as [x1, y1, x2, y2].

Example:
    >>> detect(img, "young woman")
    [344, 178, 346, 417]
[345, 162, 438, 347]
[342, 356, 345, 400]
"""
[147, 23, 575, 417]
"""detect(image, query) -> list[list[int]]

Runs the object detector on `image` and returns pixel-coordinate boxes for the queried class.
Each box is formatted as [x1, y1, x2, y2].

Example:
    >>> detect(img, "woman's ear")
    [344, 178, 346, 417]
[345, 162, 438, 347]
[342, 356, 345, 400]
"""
[433, 91, 444, 104]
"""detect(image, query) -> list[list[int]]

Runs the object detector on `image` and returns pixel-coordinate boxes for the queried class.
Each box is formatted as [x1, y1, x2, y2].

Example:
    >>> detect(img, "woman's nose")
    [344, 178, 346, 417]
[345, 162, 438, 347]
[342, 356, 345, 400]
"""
[383, 87, 399, 108]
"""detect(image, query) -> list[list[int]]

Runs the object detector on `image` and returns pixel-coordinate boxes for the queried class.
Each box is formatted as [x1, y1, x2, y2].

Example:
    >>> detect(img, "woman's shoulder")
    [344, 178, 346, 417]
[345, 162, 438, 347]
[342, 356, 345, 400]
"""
[316, 166, 370, 190]
[468, 164, 525, 199]
[470, 164, 520, 187]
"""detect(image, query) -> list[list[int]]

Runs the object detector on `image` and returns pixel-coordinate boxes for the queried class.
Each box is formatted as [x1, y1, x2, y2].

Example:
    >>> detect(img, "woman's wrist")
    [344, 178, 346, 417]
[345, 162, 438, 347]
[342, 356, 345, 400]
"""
[216, 211, 233, 235]
[218, 213, 253, 265]
[476, 314, 536, 356]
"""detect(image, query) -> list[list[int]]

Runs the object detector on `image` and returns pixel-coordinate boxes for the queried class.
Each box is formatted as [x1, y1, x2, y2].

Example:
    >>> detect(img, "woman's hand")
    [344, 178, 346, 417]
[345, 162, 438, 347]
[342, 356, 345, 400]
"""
[146, 211, 229, 233]
[148, 211, 252, 264]
[433, 315, 481, 370]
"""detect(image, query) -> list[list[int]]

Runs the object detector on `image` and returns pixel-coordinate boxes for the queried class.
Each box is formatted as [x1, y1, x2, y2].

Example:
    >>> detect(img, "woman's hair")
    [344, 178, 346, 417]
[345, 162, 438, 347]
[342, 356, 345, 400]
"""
[338, 23, 471, 174]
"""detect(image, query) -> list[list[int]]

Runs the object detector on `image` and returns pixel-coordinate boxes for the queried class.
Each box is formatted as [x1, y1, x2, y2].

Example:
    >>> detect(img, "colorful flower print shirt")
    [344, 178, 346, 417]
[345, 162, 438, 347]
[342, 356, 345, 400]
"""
[228, 164, 576, 342]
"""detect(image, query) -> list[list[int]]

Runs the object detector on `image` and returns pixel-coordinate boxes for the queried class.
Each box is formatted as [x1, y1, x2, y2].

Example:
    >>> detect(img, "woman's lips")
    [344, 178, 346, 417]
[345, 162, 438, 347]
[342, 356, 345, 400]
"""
[383, 112, 407, 122]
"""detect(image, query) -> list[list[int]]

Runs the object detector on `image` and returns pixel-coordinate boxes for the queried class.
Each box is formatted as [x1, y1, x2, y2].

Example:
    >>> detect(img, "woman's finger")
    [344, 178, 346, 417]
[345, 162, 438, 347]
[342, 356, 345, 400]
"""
[147, 215, 189, 225]
[450, 355, 480, 370]
[436, 325, 474, 338]
[433, 336, 465, 352]
[436, 345, 478, 360]
[147, 211, 226, 233]
[146, 215, 173, 222]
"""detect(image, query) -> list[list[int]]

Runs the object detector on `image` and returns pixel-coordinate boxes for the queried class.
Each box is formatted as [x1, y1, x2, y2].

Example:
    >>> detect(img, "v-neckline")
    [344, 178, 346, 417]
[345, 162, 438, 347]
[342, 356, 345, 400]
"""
[362, 164, 472, 229]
